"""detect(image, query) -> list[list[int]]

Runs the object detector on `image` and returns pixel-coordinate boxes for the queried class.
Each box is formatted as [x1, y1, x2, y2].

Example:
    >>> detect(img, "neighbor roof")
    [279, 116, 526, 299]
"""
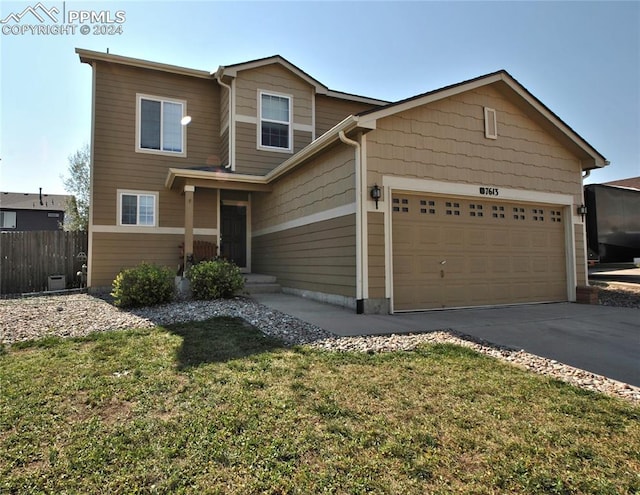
[0, 192, 72, 211]
[603, 176, 640, 190]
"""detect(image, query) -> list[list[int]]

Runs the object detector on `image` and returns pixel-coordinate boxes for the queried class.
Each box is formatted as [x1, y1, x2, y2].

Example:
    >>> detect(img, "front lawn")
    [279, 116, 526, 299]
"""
[1, 318, 638, 494]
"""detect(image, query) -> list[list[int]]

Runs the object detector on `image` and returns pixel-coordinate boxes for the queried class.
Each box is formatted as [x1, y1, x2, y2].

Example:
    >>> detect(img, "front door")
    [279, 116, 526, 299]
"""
[220, 204, 247, 268]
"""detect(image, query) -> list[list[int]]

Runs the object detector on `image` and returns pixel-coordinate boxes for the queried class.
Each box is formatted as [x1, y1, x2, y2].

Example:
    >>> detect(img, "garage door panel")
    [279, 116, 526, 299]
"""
[419, 229, 440, 245]
[468, 230, 488, 246]
[392, 192, 567, 310]
[444, 228, 465, 245]
[490, 230, 509, 246]
[469, 257, 489, 274]
[393, 256, 413, 275]
[418, 255, 443, 274]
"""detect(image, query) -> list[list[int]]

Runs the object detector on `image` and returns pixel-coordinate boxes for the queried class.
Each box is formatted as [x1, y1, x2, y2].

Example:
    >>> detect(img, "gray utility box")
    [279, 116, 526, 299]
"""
[48, 275, 66, 291]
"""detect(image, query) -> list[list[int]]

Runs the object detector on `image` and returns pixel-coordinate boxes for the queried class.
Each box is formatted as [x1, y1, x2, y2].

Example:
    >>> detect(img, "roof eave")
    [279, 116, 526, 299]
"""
[217, 55, 330, 94]
[265, 115, 374, 182]
[75, 48, 212, 79]
[165, 169, 270, 191]
[494, 73, 607, 170]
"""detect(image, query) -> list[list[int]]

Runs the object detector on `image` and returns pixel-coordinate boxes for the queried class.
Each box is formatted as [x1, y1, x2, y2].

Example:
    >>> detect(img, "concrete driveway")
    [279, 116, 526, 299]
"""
[252, 293, 640, 387]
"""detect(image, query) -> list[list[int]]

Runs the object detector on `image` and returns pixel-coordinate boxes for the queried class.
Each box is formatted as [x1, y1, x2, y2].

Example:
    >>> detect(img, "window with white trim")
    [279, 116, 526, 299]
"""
[119, 191, 157, 226]
[1, 211, 16, 229]
[259, 91, 292, 151]
[136, 94, 186, 154]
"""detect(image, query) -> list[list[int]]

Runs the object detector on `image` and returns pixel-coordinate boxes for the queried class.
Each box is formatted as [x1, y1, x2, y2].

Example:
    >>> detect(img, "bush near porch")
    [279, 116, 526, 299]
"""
[186, 259, 245, 300]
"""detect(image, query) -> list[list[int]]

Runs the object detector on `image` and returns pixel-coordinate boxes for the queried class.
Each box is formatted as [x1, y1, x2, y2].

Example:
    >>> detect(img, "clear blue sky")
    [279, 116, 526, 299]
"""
[1, 1, 639, 195]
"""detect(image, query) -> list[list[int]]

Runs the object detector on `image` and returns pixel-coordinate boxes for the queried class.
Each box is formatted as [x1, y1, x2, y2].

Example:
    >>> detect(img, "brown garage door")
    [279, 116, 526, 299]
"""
[392, 193, 567, 311]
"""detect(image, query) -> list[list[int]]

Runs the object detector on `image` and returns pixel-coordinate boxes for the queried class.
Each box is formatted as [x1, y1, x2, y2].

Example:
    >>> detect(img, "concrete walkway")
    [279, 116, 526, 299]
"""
[252, 293, 640, 387]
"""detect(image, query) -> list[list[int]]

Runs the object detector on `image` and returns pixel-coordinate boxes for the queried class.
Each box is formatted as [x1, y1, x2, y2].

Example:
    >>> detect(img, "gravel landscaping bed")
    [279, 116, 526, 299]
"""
[1, 287, 638, 404]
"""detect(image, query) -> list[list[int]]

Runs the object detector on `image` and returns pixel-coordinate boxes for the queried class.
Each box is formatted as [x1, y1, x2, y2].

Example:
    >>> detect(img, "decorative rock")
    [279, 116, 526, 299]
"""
[1, 288, 638, 405]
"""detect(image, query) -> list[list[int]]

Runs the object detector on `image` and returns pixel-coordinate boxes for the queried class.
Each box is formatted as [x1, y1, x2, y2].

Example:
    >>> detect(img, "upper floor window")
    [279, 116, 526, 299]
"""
[259, 91, 292, 152]
[118, 190, 157, 227]
[136, 94, 186, 156]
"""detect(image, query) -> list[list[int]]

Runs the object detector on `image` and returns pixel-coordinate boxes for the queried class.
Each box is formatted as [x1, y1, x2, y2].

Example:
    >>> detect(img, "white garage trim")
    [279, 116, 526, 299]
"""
[382, 176, 577, 313]
[382, 177, 574, 207]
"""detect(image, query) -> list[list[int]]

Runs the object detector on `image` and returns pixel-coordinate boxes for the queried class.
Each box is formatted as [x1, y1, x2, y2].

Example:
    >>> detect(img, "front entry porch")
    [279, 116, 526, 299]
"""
[166, 167, 272, 275]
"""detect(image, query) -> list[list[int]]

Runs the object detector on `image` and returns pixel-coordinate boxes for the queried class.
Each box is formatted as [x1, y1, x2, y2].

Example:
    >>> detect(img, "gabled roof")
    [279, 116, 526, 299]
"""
[217, 55, 327, 91]
[1, 192, 72, 211]
[76, 49, 388, 106]
[215, 54, 389, 106]
[357, 70, 607, 170]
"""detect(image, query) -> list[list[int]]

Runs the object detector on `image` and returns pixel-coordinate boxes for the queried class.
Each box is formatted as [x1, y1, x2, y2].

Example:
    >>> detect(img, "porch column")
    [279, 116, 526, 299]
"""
[184, 185, 195, 271]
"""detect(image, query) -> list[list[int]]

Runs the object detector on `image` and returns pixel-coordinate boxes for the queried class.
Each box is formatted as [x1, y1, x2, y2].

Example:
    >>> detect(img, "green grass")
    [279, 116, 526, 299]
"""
[1, 318, 638, 494]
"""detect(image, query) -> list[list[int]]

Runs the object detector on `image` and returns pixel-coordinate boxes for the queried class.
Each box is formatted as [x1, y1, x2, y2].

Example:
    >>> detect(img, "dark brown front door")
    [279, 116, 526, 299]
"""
[220, 204, 247, 267]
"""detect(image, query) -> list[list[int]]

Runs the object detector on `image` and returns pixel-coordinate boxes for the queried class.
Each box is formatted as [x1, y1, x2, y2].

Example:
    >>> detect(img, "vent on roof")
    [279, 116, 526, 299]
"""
[484, 107, 497, 139]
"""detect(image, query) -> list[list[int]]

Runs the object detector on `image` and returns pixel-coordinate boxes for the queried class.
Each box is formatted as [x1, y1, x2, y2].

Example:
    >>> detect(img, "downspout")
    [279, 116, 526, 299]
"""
[215, 72, 233, 256]
[215, 72, 234, 170]
[339, 130, 364, 314]
[87, 60, 97, 288]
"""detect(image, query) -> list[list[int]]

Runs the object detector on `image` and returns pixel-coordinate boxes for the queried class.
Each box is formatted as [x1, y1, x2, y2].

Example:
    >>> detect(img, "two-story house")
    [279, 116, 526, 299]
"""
[77, 49, 607, 313]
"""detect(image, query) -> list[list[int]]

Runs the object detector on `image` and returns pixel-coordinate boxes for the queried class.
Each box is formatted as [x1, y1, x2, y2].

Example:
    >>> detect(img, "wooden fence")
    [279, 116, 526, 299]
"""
[0, 231, 88, 295]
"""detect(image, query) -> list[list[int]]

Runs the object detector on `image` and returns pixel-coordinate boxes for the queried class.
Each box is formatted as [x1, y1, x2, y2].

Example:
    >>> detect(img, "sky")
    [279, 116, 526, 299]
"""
[1, 0, 639, 196]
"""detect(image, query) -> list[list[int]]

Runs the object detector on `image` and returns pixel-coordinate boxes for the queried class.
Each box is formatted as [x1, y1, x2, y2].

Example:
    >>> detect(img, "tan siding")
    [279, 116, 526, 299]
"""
[220, 128, 229, 167]
[252, 215, 356, 297]
[194, 188, 218, 229]
[221, 190, 249, 202]
[92, 61, 221, 228]
[575, 223, 587, 286]
[235, 123, 312, 175]
[367, 84, 584, 207]
[232, 63, 314, 175]
[367, 211, 386, 299]
[315, 95, 379, 136]
[252, 143, 356, 232]
[235, 121, 289, 173]
[92, 231, 218, 287]
[367, 83, 587, 304]
[91, 232, 164, 287]
[235, 64, 312, 125]
[220, 85, 229, 133]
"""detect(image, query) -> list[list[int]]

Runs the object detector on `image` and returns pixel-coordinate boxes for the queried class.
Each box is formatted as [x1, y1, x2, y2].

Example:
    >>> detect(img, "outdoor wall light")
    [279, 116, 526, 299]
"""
[577, 204, 587, 220]
[180, 116, 192, 126]
[370, 184, 382, 209]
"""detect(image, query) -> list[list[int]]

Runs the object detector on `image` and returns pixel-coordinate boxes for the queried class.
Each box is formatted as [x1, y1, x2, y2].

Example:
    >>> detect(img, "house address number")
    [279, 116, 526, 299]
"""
[479, 187, 499, 196]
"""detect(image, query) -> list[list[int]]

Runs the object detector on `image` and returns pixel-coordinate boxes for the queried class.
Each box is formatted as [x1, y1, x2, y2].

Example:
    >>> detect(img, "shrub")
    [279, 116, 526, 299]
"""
[111, 262, 175, 308]
[186, 259, 244, 300]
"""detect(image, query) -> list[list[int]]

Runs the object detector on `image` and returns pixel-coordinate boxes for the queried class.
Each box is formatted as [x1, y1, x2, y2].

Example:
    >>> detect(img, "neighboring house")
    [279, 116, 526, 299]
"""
[0, 190, 72, 231]
[77, 49, 607, 313]
[584, 176, 640, 263]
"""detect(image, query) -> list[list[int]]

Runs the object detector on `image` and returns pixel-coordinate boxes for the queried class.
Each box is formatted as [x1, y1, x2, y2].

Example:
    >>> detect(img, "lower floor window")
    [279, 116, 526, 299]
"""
[120, 192, 156, 226]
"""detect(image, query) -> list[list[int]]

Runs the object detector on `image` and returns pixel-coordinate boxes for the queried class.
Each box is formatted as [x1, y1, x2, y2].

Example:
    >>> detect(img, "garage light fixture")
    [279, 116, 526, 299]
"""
[577, 204, 587, 220]
[370, 184, 381, 209]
